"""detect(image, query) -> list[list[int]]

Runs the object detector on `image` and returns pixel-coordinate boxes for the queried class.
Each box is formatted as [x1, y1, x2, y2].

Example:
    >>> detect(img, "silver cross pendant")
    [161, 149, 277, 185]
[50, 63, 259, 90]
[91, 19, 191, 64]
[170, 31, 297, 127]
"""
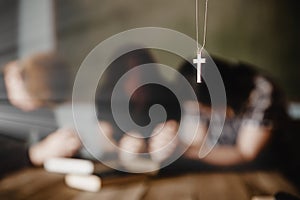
[193, 52, 206, 83]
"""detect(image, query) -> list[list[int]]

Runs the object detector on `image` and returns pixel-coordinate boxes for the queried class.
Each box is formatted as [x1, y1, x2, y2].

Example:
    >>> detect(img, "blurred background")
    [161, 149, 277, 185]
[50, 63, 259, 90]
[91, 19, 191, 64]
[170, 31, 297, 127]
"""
[1, 0, 299, 102]
[0, 0, 300, 196]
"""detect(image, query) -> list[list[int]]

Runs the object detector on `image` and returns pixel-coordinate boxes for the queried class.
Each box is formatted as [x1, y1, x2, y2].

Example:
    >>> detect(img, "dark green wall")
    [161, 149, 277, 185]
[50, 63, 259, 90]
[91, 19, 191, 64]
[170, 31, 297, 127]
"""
[56, 0, 300, 100]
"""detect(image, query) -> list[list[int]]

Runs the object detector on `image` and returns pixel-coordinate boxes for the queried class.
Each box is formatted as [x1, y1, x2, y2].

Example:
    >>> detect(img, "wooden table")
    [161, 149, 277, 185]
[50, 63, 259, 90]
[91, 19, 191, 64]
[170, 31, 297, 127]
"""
[0, 167, 298, 200]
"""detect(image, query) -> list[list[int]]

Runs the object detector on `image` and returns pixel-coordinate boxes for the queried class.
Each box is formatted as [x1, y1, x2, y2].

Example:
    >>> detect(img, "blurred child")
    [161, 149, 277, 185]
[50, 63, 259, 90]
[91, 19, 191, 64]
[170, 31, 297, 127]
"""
[96, 48, 180, 161]
[0, 53, 82, 176]
[149, 57, 288, 168]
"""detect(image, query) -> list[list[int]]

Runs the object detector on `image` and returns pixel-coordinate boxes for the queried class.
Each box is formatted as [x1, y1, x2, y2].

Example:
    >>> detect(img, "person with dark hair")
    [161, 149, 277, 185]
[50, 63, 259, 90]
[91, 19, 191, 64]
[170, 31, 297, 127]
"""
[0, 53, 81, 176]
[96, 48, 180, 161]
[149, 57, 288, 168]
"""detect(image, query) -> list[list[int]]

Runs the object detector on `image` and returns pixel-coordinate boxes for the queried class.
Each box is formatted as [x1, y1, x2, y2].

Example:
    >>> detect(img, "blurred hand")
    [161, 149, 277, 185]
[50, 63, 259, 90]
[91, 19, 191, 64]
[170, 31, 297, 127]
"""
[149, 120, 179, 163]
[118, 132, 147, 163]
[4, 61, 40, 111]
[29, 128, 82, 166]
[98, 121, 117, 152]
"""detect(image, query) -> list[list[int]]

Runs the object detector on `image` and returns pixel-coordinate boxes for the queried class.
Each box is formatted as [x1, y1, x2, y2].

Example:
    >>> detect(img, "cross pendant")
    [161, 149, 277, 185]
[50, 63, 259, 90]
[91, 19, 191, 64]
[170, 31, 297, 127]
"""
[193, 52, 206, 83]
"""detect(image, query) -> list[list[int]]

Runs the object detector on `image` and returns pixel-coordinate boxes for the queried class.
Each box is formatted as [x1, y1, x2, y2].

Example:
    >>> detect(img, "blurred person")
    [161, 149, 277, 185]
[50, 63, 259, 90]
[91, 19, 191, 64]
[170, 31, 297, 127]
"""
[0, 53, 81, 176]
[149, 57, 288, 168]
[96, 48, 180, 161]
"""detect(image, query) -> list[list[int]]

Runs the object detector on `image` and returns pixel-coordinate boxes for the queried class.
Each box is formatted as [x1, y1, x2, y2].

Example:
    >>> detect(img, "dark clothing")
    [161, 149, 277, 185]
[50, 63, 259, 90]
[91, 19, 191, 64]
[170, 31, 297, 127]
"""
[0, 72, 33, 177]
[0, 136, 31, 177]
[207, 74, 282, 145]
[0, 71, 57, 177]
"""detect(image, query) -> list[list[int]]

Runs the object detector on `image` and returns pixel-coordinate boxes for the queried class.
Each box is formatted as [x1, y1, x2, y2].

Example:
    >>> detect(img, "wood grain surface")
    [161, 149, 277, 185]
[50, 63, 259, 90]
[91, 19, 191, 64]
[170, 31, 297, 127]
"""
[0, 167, 298, 200]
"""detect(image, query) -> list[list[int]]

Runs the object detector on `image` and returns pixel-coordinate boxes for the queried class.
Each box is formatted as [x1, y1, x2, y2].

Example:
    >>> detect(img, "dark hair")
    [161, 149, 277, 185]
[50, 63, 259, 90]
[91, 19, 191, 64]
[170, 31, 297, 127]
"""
[96, 48, 158, 111]
[178, 57, 257, 113]
[96, 48, 181, 138]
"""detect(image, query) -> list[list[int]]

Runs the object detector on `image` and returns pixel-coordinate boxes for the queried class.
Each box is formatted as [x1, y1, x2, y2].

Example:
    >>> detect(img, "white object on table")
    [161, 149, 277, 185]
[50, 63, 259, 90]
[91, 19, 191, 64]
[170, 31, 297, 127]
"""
[44, 158, 94, 175]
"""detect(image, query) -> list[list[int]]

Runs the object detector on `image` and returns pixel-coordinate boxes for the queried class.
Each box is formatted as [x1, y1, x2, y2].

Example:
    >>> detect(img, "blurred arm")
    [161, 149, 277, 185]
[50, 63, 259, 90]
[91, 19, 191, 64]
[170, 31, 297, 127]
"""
[29, 128, 81, 166]
[184, 123, 272, 166]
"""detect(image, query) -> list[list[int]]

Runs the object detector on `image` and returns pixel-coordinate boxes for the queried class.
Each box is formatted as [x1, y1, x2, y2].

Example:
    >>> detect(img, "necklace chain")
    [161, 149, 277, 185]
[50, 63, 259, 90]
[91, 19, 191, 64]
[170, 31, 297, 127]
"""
[196, 0, 209, 54]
